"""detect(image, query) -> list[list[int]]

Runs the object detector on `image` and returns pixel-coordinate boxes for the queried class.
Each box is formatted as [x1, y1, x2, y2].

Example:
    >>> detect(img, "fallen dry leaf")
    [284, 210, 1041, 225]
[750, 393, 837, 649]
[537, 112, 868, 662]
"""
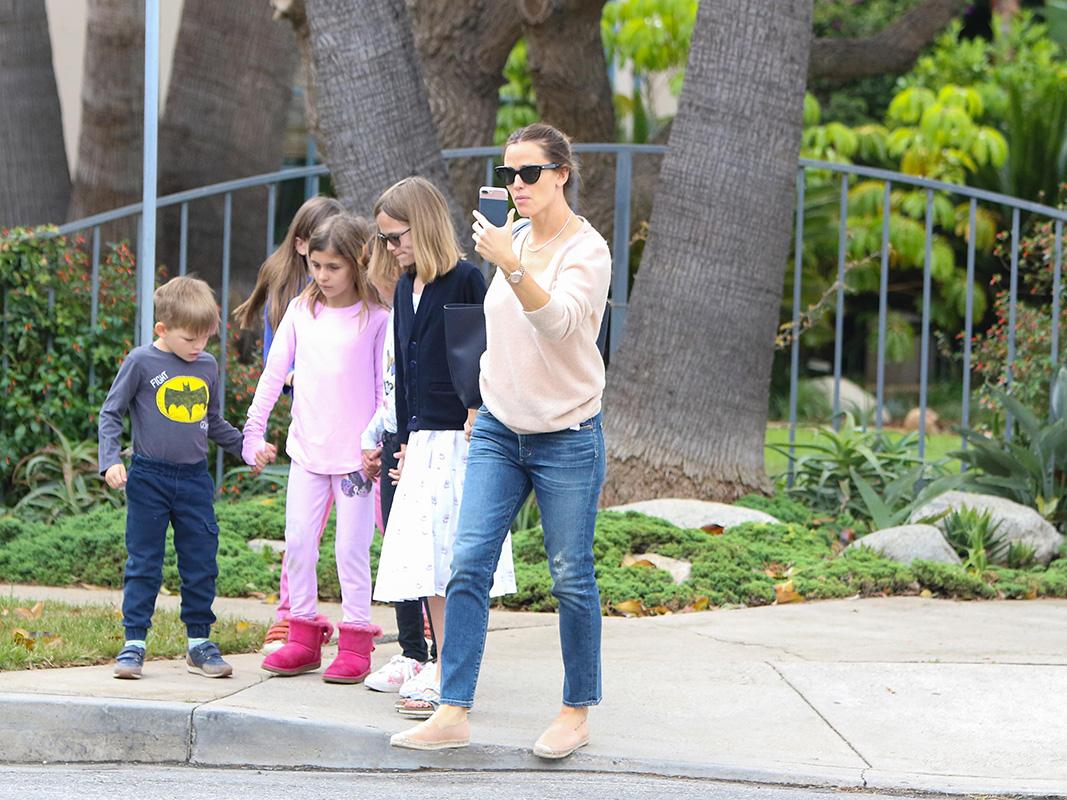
[701, 524, 725, 536]
[692, 596, 710, 612]
[621, 554, 657, 568]
[12, 628, 35, 650]
[774, 580, 804, 605]
[15, 601, 44, 621]
[614, 599, 646, 617]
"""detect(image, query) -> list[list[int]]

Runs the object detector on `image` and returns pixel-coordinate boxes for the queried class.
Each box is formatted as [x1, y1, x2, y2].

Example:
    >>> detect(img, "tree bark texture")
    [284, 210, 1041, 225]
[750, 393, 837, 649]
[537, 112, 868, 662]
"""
[158, 0, 298, 295]
[0, 0, 70, 228]
[408, 0, 521, 208]
[602, 0, 813, 505]
[272, 0, 319, 150]
[302, 0, 463, 235]
[808, 0, 967, 83]
[68, 0, 143, 243]
[519, 0, 616, 239]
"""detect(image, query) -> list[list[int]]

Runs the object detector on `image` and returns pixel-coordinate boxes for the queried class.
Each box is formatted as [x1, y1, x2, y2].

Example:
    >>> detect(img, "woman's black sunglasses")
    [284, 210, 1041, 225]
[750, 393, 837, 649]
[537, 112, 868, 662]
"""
[494, 163, 561, 186]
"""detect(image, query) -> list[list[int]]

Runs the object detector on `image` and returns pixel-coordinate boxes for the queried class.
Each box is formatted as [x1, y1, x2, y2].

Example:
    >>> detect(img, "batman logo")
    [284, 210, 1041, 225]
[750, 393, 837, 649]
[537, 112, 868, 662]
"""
[155, 375, 209, 423]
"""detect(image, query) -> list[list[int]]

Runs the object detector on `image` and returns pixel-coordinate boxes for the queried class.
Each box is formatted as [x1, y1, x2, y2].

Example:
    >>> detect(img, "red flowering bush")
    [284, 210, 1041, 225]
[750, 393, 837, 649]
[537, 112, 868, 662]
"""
[971, 187, 1067, 417]
[0, 228, 289, 504]
[0, 227, 137, 499]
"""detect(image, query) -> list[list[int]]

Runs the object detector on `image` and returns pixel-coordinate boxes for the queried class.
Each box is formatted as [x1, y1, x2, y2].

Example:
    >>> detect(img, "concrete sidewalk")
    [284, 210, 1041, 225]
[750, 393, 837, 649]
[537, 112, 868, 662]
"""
[1, 585, 1065, 796]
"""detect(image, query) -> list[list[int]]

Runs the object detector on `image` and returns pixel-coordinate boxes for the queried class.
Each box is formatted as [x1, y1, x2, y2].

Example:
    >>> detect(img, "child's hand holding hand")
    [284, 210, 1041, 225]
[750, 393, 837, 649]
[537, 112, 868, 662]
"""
[252, 443, 277, 475]
[464, 408, 478, 442]
[389, 443, 406, 486]
[362, 447, 382, 481]
[104, 463, 127, 489]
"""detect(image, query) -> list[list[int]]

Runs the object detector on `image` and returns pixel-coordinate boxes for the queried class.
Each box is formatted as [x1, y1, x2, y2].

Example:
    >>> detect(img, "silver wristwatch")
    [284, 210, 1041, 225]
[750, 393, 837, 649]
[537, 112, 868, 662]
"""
[506, 263, 526, 284]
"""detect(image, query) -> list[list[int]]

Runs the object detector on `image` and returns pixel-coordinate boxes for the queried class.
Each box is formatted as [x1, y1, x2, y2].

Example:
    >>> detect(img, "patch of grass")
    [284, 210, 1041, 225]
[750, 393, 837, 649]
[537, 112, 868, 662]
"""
[0, 596, 266, 671]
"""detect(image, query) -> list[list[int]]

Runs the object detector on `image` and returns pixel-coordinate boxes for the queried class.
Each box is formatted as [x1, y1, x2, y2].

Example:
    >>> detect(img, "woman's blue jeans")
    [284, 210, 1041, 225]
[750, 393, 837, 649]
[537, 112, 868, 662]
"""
[440, 407, 606, 708]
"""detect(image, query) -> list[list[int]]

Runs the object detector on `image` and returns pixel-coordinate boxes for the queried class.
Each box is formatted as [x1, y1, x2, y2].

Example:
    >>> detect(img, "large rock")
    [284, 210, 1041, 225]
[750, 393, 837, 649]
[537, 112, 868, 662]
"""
[605, 498, 780, 530]
[909, 490, 1064, 566]
[847, 524, 961, 565]
[809, 376, 890, 423]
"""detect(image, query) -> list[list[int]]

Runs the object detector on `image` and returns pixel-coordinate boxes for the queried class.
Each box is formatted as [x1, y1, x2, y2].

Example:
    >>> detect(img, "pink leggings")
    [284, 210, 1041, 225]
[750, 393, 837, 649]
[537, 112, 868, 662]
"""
[281, 462, 375, 624]
[274, 476, 381, 622]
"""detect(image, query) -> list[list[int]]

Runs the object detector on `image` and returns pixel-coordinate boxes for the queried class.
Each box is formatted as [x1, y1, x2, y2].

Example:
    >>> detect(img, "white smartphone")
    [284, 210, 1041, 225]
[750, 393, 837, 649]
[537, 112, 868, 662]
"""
[478, 186, 509, 228]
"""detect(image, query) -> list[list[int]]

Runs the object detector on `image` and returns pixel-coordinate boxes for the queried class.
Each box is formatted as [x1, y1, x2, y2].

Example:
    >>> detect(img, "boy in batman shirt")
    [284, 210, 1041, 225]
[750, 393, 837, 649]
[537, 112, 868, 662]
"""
[99, 276, 274, 679]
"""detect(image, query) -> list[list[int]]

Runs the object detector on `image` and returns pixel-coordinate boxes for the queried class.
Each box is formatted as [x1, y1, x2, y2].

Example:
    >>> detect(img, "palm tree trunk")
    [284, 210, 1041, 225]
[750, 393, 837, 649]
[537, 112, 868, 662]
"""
[159, 0, 298, 295]
[68, 0, 143, 242]
[0, 0, 70, 228]
[299, 0, 462, 233]
[409, 0, 521, 208]
[602, 0, 813, 505]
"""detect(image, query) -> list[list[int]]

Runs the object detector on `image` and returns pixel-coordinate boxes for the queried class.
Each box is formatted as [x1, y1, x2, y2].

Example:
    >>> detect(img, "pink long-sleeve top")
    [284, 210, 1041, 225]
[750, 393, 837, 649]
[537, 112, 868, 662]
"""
[243, 296, 389, 475]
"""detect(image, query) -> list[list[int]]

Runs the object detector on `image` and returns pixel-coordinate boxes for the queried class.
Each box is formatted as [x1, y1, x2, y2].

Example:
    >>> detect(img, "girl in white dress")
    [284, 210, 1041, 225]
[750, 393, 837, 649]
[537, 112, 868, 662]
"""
[371, 177, 516, 717]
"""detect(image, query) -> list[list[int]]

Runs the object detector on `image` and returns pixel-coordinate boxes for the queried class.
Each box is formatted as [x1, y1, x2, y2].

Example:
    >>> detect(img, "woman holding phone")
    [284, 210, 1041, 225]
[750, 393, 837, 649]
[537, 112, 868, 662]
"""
[390, 123, 611, 759]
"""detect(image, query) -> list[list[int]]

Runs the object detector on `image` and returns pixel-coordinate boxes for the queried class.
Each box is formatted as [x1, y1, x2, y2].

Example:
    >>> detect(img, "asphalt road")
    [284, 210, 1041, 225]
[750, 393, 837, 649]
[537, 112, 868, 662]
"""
[0, 766, 940, 800]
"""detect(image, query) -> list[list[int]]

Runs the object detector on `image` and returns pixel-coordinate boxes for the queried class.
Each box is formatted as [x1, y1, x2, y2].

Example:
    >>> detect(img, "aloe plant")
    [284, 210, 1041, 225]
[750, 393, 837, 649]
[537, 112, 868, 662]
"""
[953, 368, 1067, 526]
[776, 412, 941, 518]
[12, 423, 121, 522]
[849, 466, 962, 531]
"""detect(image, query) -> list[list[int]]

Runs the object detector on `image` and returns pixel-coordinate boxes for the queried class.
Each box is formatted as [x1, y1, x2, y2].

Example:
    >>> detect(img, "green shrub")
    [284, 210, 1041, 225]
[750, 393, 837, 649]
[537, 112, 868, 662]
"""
[0, 229, 137, 498]
[793, 547, 917, 599]
[4, 501, 1066, 612]
[214, 497, 288, 541]
[911, 560, 996, 599]
[734, 493, 814, 526]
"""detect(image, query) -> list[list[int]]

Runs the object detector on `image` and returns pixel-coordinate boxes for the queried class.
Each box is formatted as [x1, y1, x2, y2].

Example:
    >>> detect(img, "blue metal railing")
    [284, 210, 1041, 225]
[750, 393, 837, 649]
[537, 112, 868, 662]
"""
[7, 144, 1067, 487]
[788, 158, 1067, 480]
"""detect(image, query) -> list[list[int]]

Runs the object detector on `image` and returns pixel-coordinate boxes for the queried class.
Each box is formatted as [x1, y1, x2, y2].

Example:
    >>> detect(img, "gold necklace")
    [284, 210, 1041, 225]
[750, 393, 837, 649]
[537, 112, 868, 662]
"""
[524, 213, 574, 254]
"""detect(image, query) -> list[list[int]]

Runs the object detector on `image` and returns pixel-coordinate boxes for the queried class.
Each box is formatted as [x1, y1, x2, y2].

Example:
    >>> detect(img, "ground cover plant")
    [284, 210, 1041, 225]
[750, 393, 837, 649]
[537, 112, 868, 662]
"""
[6, 491, 1063, 620]
[0, 596, 266, 671]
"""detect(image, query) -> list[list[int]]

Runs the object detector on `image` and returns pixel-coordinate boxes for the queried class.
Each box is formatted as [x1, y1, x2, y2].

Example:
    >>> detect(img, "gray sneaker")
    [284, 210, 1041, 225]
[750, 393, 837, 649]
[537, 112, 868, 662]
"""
[186, 641, 233, 678]
[114, 644, 145, 679]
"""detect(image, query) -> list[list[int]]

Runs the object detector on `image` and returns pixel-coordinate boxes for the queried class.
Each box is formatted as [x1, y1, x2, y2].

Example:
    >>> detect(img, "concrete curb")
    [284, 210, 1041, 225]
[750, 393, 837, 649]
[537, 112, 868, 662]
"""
[0, 694, 192, 764]
[3, 692, 1066, 796]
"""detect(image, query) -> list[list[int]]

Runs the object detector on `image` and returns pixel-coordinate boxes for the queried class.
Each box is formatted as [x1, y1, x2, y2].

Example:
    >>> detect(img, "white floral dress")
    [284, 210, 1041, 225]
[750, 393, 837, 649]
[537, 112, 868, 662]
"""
[373, 428, 517, 600]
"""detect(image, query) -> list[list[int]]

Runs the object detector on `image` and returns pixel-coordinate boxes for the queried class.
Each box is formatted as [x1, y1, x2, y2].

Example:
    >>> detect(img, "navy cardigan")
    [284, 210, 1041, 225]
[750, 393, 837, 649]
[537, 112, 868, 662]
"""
[394, 259, 487, 445]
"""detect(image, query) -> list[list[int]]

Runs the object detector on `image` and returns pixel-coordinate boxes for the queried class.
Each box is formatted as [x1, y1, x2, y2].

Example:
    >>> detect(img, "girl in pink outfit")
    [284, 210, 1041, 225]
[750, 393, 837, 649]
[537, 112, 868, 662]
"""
[243, 215, 389, 683]
[233, 195, 345, 655]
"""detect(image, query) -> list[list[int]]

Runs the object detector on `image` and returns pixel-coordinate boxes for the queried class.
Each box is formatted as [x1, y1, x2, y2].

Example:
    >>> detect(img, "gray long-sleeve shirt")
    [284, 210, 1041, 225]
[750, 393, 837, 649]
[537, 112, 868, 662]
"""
[98, 344, 244, 472]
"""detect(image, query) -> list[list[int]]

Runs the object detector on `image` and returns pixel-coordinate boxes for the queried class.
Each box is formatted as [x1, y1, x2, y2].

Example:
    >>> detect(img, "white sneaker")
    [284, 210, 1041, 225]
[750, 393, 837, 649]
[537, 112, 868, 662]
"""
[365, 654, 426, 693]
[399, 660, 438, 698]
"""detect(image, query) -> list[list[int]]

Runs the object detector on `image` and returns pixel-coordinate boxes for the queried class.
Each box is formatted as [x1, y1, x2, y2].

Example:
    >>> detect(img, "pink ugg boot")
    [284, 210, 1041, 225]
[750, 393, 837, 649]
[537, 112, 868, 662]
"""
[322, 622, 382, 684]
[261, 616, 330, 676]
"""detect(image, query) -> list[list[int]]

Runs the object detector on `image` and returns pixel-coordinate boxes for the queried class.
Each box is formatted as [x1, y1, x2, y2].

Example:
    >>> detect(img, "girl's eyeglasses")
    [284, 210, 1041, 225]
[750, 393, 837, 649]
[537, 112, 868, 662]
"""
[376, 228, 410, 247]
[494, 163, 561, 186]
